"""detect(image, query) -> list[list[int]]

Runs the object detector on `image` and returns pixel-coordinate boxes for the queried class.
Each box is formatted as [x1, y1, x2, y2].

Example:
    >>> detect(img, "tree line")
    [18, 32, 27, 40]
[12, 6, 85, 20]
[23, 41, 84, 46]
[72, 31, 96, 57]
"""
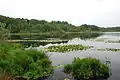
[0, 15, 120, 34]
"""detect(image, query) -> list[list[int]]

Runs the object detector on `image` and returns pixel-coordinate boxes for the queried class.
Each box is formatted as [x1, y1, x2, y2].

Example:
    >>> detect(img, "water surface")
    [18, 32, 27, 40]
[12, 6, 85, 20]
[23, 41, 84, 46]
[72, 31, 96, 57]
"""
[42, 32, 120, 80]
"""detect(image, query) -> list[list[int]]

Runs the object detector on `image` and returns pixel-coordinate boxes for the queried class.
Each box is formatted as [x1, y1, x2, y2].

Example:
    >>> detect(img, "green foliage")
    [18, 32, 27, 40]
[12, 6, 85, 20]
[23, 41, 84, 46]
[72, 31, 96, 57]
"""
[101, 27, 120, 32]
[1, 15, 119, 35]
[0, 22, 9, 40]
[0, 43, 53, 79]
[47, 44, 88, 52]
[64, 57, 110, 80]
[63, 64, 72, 74]
[79, 24, 100, 31]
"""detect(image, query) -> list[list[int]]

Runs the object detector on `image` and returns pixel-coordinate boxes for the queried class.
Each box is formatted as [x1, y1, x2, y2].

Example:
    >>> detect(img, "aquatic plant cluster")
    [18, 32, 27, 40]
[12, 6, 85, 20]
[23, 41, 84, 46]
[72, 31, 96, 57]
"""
[0, 43, 53, 80]
[64, 57, 110, 80]
[7, 39, 68, 48]
[107, 40, 120, 43]
[47, 44, 88, 52]
[96, 48, 120, 52]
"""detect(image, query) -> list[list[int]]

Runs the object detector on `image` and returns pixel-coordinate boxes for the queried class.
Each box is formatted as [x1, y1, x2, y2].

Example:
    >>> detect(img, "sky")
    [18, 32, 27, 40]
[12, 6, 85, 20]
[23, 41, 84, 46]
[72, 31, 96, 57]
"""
[0, 0, 120, 27]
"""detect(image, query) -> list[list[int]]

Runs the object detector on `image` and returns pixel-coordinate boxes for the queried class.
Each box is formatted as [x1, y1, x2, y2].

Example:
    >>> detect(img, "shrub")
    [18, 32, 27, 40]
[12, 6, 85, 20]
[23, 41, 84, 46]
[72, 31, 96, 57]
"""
[0, 43, 53, 79]
[64, 57, 110, 80]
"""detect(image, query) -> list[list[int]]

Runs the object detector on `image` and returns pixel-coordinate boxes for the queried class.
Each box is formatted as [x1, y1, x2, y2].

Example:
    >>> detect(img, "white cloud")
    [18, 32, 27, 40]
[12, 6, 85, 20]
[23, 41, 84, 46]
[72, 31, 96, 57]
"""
[0, 0, 120, 27]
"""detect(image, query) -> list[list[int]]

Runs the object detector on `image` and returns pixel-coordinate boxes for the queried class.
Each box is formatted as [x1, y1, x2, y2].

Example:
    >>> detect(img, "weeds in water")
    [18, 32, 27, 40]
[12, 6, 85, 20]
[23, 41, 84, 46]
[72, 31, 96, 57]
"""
[96, 48, 120, 52]
[64, 57, 110, 80]
[47, 44, 88, 52]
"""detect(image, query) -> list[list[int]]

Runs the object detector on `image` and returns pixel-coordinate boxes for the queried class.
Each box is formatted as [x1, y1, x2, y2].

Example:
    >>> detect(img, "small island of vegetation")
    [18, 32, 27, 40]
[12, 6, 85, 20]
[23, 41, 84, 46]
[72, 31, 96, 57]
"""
[47, 44, 89, 52]
[64, 57, 110, 80]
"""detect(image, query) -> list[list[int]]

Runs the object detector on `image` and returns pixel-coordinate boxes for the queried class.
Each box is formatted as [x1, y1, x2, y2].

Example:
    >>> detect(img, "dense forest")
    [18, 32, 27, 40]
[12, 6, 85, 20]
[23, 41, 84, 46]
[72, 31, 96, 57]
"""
[0, 15, 120, 34]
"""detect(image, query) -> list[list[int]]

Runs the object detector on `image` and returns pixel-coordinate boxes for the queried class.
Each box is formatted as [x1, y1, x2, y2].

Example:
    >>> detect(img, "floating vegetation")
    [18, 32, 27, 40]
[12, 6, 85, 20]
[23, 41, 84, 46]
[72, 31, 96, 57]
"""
[64, 57, 110, 80]
[95, 38, 120, 43]
[53, 64, 64, 69]
[7, 39, 68, 47]
[47, 44, 89, 52]
[95, 38, 107, 42]
[7, 39, 68, 43]
[96, 48, 120, 52]
[106, 40, 120, 43]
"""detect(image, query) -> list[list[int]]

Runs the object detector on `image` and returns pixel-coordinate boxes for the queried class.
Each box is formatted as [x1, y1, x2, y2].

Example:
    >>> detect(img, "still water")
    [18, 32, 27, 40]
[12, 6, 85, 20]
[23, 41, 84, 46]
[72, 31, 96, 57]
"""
[35, 32, 120, 80]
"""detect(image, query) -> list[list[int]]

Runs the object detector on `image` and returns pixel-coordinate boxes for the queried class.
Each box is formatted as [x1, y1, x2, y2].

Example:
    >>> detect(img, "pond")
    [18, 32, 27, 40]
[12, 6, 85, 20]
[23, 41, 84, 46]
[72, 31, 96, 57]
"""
[35, 32, 120, 80]
[7, 32, 120, 80]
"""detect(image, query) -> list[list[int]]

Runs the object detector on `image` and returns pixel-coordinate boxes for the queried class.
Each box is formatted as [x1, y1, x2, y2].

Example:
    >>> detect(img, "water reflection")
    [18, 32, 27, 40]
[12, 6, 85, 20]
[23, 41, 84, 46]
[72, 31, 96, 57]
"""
[44, 32, 120, 80]
[47, 50, 119, 80]
[7, 33, 103, 47]
[7, 32, 103, 40]
[60, 32, 103, 40]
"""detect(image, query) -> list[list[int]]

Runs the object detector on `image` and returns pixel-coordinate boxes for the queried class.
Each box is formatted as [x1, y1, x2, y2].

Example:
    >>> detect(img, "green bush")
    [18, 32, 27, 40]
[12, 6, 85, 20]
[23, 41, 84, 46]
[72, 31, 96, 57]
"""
[0, 43, 53, 79]
[64, 57, 110, 80]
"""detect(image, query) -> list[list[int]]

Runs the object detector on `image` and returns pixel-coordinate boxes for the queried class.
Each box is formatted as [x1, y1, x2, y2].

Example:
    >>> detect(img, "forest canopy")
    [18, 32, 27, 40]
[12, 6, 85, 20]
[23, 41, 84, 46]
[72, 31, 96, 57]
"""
[0, 15, 120, 33]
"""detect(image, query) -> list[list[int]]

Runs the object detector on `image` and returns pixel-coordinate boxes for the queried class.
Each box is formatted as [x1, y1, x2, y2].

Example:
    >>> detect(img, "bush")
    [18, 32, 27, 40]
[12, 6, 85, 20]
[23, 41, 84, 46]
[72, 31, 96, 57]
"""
[64, 57, 110, 80]
[0, 43, 53, 79]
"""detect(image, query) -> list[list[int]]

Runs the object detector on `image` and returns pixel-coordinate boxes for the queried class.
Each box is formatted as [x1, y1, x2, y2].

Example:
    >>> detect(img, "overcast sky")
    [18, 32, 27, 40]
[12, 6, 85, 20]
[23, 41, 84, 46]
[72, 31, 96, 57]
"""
[0, 0, 120, 27]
